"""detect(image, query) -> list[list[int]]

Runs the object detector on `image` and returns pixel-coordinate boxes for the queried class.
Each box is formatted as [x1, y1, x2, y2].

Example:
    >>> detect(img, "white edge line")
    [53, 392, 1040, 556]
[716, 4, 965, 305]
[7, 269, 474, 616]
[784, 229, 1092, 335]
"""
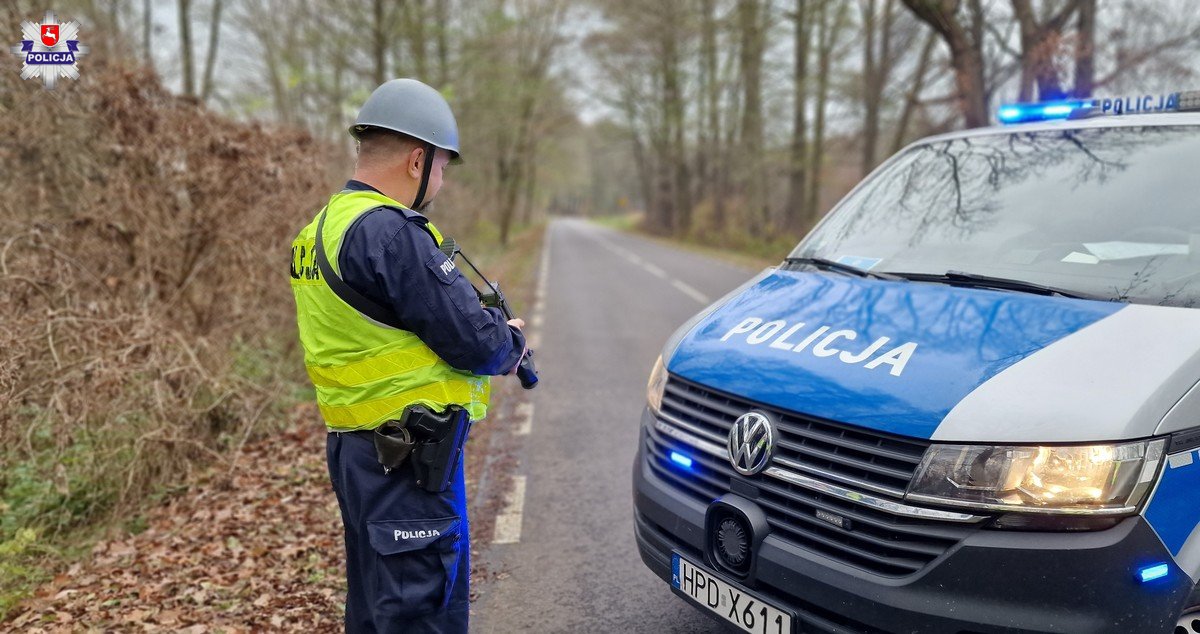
[515, 402, 533, 436]
[492, 475, 528, 544]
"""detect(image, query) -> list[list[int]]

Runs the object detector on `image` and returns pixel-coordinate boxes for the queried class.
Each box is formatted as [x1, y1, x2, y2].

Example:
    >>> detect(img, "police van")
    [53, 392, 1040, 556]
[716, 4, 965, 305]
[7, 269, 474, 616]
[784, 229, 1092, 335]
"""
[633, 92, 1200, 633]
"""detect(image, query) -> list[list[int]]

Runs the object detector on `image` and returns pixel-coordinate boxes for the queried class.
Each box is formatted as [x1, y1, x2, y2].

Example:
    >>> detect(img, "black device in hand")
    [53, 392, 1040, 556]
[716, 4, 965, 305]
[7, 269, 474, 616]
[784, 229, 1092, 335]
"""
[440, 238, 539, 390]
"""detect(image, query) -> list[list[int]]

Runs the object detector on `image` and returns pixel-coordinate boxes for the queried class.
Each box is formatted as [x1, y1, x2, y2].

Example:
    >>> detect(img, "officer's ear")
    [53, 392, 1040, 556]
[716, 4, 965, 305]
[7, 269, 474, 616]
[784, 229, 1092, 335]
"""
[406, 146, 426, 181]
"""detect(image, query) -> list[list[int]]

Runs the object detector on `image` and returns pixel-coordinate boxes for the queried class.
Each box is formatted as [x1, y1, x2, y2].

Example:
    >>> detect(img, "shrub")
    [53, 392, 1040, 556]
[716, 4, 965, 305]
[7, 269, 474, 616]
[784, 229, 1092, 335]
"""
[0, 58, 337, 564]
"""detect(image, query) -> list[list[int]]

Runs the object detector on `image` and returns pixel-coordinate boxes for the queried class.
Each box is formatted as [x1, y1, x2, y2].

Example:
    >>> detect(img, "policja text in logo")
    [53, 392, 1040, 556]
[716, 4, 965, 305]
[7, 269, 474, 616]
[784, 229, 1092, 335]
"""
[10, 11, 87, 89]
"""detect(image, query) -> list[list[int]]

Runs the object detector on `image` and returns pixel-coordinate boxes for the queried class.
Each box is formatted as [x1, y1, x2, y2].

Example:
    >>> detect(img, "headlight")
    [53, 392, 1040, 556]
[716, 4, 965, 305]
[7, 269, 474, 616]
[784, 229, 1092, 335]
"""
[906, 439, 1166, 515]
[646, 355, 668, 413]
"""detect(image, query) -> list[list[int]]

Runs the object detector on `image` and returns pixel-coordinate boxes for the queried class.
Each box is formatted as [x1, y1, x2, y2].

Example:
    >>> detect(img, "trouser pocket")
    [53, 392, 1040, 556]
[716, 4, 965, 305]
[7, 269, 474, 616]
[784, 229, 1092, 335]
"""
[367, 516, 463, 619]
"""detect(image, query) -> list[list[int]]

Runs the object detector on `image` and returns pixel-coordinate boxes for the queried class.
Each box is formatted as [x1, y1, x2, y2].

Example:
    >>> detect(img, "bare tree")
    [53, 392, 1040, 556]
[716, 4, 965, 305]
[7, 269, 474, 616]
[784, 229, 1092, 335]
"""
[1011, 0, 1082, 101]
[697, 0, 723, 227]
[806, 0, 849, 219]
[859, 0, 897, 174]
[405, 0, 430, 80]
[435, 0, 451, 85]
[201, 0, 224, 102]
[902, 0, 989, 127]
[891, 30, 937, 153]
[179, 0, 195, 96]
[785, 0, 810, 229]
[494, 0, 569, 244]
[368, 0, 407, 85]
[738, 0, 769, 227]
[143, 0, 152, 63]
[1073, 0, 1095, 96]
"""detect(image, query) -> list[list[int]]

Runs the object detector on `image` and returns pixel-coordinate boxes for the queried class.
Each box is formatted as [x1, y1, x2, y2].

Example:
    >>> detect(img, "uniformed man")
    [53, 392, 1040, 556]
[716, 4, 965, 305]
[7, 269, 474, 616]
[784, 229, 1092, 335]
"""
[289, 78, 527, 633]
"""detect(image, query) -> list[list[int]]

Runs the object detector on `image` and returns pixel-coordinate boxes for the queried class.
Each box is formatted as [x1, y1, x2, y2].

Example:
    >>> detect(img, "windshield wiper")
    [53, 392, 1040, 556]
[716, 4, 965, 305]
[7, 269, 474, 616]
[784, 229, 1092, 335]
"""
[783, 257, 901, 280]
[886, 270, 1110, 301]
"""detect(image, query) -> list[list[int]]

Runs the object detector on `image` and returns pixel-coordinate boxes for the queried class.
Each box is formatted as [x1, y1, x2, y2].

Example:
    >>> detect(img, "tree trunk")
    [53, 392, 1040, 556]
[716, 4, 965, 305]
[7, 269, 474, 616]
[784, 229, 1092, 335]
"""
[409, 0, 429, 80]
[701, 0, 727, 232]
[901, 0, 989, 127]
[1013, 0, 1081, 100]
[143, 0, 152, 64]
[520, 140, 539, 226]
[891, 30, 935, 153]
[499, 85, 538, 245]
[1013, 0, 1038, 101]
[805, 0, 827, 222]
[869, 0, 896, 169]
[860, 0, 878, 176]
[1074, 0, 1095, 96]
[630, 128, 654, 227]
[372, 0, 387, 86]
[738, 0, 768, 229]
[435, 0, 450, 86]
[697, 0, 715, 215]
[201, 0, 224, 103]
[178, 0, 195, 97]
[663, 0, 690, 234]
[785, 0, 809, 230]
[806, 0, 845, 222]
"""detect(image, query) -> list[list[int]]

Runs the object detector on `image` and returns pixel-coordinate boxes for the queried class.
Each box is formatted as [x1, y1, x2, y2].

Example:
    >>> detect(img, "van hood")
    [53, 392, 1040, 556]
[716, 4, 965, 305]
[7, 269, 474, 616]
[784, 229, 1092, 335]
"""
[665, 270, 1200, 442]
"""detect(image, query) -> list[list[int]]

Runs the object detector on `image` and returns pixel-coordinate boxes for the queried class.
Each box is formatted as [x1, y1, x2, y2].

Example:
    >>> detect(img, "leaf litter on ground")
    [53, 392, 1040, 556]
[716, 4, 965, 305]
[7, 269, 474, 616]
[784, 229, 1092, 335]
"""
[8, 385, 528, 633]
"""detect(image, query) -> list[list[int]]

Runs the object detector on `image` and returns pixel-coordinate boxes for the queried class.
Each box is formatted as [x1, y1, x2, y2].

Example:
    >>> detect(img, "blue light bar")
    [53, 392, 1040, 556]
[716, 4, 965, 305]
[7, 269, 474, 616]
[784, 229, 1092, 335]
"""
[997, 99, 1093, 124]
[1138, 563, 1170, 583]
[669, 451, 694, 470]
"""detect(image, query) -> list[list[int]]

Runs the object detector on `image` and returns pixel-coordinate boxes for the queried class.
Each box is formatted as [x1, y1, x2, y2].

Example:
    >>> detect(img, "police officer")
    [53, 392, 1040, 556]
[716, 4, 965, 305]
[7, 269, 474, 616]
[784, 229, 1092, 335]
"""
[289, 78, 526, 633]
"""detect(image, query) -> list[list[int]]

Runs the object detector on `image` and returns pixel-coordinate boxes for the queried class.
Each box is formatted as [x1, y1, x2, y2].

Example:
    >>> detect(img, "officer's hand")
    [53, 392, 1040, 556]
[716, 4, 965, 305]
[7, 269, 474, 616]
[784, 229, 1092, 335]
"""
[508, 318, 525, 330]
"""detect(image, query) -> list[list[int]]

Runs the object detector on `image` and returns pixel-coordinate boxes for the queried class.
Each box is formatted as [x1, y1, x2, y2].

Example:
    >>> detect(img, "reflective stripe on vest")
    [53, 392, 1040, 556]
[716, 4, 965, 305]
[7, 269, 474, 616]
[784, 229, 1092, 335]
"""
[290, 189, 489, 430]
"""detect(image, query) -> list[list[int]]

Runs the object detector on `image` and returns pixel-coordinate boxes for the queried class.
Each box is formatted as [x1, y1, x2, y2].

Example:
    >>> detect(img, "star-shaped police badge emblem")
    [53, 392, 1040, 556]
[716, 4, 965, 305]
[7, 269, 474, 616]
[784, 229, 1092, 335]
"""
[11, 11, 88, 89]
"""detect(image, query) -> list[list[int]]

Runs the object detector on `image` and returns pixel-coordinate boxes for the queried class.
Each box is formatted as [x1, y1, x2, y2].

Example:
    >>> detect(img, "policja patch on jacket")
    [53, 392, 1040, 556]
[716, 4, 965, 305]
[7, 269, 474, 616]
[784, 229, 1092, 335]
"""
[426, 252, 460, 285]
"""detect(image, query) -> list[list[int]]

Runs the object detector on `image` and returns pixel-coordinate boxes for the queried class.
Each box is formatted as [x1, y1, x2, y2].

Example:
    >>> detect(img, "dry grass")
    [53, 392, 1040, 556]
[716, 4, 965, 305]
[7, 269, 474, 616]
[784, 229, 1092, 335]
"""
[0, 58, 338, 611]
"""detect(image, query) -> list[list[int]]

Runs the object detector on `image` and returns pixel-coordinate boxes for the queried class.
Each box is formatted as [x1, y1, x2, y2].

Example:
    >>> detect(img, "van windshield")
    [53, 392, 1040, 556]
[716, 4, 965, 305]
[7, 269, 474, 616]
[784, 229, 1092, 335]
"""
[792, 125, 1200, 307]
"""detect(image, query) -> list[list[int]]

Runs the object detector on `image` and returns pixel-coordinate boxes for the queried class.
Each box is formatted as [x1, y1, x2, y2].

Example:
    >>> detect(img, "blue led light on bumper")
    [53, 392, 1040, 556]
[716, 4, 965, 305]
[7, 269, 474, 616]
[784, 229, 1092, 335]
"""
[997, 99, 1093, 124]
[1138, 563, 1170, 583]
[670, 451, 694, 470]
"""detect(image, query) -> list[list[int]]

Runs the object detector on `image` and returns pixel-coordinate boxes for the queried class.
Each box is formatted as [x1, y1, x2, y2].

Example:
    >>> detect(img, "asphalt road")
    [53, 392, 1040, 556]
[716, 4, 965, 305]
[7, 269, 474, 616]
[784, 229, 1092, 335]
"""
[473, 218, 765, 633]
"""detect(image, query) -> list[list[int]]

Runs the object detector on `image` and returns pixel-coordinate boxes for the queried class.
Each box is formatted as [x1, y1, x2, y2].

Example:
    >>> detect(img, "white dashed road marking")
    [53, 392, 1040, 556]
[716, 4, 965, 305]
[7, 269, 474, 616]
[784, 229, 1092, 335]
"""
[671, 279, 710, 304]
[642, 262, 667, 278]
[587, 230, 711, 305]
[515, 402, 534, 436]
[492, 475, 527, 545]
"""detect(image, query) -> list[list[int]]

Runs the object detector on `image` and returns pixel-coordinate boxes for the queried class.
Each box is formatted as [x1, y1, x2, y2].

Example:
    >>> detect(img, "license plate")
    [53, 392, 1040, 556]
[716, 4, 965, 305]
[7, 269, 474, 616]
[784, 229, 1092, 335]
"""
[671, 553, 793, 634]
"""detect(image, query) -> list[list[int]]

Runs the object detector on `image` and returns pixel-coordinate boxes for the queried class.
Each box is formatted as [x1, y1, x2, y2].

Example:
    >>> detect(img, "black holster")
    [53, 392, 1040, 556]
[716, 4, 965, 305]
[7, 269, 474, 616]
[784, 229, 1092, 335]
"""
[374, 404, 471, 493]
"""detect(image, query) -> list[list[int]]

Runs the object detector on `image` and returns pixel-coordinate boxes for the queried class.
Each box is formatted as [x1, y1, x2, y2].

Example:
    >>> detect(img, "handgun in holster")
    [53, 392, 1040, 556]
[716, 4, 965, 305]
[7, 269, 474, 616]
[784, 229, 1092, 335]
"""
[374, 404, 470, 493]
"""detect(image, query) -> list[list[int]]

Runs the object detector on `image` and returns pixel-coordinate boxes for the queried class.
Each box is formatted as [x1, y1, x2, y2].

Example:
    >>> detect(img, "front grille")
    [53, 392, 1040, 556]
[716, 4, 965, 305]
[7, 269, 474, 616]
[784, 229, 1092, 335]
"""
[647, 375, 984, 577]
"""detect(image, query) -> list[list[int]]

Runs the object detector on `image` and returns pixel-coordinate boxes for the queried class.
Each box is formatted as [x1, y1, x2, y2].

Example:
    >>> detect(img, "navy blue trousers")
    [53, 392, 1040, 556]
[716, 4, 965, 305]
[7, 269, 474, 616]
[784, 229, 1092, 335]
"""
[326, 431, 470, 633]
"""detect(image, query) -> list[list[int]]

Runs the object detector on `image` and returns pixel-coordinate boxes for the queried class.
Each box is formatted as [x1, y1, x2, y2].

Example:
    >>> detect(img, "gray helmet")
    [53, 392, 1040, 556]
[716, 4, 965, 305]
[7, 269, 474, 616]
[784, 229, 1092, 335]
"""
[350, 78, 461, 162]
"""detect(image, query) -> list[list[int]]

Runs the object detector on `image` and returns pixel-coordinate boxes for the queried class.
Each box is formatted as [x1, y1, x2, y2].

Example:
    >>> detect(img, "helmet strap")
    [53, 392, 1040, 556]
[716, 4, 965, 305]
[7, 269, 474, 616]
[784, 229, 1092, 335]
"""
[412, 143, 436, 210]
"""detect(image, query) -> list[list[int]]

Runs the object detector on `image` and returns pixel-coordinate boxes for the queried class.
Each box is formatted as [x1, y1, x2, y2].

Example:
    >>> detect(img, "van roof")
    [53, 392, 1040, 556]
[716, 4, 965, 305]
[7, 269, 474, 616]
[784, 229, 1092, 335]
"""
[919, 112, 1200, 146]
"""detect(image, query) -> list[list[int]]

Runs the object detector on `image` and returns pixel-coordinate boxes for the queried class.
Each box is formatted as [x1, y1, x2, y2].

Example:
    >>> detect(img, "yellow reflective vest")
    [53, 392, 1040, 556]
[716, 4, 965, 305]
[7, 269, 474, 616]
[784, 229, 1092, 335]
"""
[290, 189, 490, 431]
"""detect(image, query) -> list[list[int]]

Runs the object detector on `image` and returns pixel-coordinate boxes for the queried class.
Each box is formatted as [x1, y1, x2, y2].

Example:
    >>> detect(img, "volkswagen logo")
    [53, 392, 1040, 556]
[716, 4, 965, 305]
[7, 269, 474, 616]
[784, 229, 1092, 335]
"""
[727, 411, 775, 476]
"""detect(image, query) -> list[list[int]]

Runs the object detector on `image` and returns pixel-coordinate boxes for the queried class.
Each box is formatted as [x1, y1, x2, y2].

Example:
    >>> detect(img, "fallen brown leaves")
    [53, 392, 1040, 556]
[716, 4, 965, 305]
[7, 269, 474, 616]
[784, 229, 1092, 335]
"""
[7, 407, 345, 633]
[6, 389, 530, 633]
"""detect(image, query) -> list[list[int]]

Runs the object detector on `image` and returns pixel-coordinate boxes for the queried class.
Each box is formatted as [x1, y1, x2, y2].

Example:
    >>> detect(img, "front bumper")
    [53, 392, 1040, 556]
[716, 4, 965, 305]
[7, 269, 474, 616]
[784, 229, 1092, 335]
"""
[633, 410, 1192, 633]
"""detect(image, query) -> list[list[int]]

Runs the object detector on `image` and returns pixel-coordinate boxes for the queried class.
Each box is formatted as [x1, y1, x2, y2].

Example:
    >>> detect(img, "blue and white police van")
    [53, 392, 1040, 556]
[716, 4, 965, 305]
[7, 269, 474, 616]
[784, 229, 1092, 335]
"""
[633, 91, 1200, 633]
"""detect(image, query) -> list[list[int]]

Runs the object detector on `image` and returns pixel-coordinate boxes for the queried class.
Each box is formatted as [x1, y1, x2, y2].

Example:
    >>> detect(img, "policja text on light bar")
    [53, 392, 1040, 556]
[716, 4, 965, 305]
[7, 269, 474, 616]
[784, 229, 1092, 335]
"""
[997, 90, 1200, 124]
